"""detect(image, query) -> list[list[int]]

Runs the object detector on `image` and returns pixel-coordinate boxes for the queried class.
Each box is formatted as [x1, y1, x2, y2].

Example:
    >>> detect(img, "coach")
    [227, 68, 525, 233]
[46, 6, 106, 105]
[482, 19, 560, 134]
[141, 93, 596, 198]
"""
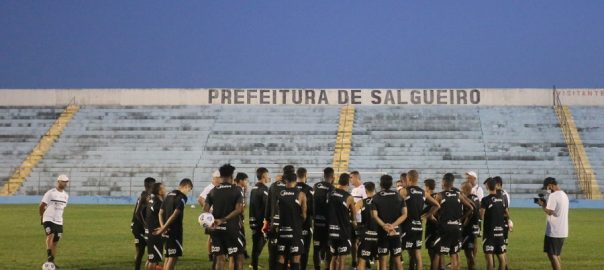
[537, 177, 569, 270]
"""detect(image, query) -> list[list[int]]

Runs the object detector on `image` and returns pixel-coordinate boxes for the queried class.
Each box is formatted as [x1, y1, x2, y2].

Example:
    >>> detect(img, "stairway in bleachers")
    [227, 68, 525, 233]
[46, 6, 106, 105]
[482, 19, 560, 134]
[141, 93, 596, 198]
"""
[570, 106, 604, 196]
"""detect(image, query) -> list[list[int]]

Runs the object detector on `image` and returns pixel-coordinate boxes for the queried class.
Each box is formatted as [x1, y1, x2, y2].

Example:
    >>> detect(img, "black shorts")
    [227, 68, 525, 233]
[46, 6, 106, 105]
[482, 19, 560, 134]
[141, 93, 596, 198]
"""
[43, 221, 63, 242]
[313, 225, 328, 248]
[543, 236, 565, 256]
[165, 231, 184, 257]
[131, 222, 146, 246]
[277, 236, 304, 256]
[433, 224, 462, 255]
[401, 221, 423, 250]
[329, 239, 352, 256]
[377, 233, 402, 257]
[211, 230, 245, 256]
[146, 232, 164, 263]
[461, 230, 477, 250]
[483, 236, 506, 254]
[424, 232, 438, 251]
[358, 230, 378, 261]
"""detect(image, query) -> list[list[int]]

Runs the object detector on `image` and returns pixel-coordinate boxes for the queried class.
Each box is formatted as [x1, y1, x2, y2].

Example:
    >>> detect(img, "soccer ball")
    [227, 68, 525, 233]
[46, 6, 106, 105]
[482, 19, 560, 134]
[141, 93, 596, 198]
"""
[42, 262, 56, 270]
[198, 212, 215, 228]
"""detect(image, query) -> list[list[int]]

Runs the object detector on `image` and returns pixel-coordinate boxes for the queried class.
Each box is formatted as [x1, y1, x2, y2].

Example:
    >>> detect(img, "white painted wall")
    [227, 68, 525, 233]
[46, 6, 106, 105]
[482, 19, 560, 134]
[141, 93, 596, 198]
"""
[0, 88, 602, 106]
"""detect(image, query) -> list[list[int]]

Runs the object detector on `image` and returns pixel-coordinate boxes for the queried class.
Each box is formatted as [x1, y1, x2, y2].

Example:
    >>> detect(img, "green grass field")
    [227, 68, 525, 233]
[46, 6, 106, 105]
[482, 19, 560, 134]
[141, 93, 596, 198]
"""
[1, 205, 603, 270]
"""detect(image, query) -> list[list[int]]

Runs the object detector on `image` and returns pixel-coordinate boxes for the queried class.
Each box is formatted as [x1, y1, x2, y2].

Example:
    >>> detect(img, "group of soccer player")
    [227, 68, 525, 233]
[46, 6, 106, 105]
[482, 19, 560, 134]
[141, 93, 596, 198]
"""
[129, 164, 513, 270]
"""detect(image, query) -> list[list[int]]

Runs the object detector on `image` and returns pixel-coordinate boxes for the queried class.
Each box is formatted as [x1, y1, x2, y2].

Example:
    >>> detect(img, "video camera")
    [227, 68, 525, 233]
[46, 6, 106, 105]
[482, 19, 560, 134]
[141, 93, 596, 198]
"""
[533, 193, 546, 204]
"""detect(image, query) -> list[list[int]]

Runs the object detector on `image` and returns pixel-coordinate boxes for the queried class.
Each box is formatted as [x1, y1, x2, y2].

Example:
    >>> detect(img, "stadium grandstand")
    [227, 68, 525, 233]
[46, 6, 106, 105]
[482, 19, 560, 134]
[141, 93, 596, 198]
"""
[1, 88, 603, 201]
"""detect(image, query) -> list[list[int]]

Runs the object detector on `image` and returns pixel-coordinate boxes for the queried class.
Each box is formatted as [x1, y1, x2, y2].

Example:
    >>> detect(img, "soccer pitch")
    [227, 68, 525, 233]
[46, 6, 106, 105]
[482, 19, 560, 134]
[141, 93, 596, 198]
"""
[1, 205, 603, 270]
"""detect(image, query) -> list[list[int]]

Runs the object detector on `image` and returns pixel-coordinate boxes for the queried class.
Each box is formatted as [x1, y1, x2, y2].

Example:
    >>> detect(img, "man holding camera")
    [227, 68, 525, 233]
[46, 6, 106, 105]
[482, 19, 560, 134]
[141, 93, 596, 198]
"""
[537, 177, 569, 270]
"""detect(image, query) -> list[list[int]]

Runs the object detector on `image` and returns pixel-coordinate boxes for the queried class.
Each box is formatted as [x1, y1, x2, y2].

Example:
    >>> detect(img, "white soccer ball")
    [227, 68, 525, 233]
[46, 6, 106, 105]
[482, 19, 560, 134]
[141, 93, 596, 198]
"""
[42, 262, 56, 270]
[198, 212, 215, 228]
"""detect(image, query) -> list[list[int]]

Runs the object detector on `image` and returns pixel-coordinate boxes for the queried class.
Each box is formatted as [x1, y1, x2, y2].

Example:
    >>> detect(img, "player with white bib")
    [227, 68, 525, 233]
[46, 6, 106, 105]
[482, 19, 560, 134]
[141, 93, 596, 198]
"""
[39, 174, 70, 268]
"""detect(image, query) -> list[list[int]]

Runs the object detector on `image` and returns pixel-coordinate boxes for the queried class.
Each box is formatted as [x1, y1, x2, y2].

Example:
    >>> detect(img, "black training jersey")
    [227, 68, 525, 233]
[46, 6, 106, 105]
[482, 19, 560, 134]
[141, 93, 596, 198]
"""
[132, 191, 149, 225]
[481, 194, 506, 238]
[360, 197, 378, 232]
[465, 194, 480, 230]
[404, 185, 425, 221]
[372, 189, 406, 235]
[161, 190, 188, 233]
[249, 182, 269, 230]
[277, 187, 304, 239]
[496, 190, 509, 209]
[145, 194, 163, 231]
[296, 182, 314, 231]
[313, 181, 334, 228]
[328, 188, 352, 239]
[423, 193, 438, 237]
[437, 189, 463, 226]
[206, 182, 244, 232]
[265, 180, 287, 226]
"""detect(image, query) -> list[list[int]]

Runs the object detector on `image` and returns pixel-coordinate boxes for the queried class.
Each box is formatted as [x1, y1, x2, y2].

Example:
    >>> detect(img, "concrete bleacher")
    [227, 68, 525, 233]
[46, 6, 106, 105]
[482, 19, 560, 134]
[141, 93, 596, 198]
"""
[21, 106, 339, 196]
[1, 105, 584, 199]
[0, 107, 63, 187]
[570, 106, 604, 192]
[349, 106, 579, 199]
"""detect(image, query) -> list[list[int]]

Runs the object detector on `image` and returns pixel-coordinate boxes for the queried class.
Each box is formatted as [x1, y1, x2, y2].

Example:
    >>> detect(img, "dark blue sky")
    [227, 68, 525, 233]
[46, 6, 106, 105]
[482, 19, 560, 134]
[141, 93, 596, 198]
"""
[1, 1, 603, 89]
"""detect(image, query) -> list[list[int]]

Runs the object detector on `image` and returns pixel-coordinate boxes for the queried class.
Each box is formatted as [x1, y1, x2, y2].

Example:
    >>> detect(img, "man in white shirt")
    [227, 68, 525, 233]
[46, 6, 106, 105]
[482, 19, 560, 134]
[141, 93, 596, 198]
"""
[39, 174, 70, 265]
[350, 171, 366, 268]
[537, 177, 569, 270]
[197, 170, 221, 207]
[465, 171, 484, 201]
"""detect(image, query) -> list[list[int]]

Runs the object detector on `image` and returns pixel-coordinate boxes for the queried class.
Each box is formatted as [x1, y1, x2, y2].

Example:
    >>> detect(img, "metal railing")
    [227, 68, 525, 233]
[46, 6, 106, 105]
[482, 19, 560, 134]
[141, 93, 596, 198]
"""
[553, 87, 593, 199]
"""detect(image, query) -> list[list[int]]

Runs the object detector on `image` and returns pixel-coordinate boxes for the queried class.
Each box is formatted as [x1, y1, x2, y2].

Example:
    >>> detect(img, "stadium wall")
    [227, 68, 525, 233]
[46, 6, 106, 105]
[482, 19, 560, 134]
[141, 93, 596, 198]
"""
[1, 88, 604, 106]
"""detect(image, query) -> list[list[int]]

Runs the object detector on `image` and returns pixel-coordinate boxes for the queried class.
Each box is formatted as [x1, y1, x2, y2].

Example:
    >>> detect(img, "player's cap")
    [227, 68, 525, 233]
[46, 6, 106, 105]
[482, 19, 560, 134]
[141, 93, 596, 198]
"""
[465, 171, 478, 179]
[212, 170, 220, 178]
[542, 177, 557, 189]
[57, 174, 69, 182]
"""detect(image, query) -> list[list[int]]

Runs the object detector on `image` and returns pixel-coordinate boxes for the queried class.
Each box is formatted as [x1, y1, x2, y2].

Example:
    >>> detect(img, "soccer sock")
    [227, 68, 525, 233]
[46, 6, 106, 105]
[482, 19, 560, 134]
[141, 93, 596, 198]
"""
[47, 249, 54, 262]
[291, 262, 300, 270]
[276, 262, 285, 270]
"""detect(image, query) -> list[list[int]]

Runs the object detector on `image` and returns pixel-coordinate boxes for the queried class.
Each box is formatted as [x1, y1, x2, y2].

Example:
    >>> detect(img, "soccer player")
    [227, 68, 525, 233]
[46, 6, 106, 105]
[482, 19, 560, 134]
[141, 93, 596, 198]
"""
[132, 177, 156, 270]
[39, 174, 70, 266]
[154, 178, 193, 270]
[234, 172, 249, 261]
[350, 171, 366, 268]
[493, 176, 511, 270]
[313, 167, 335, 270]
[430, 173, 474, 270]
[296, 167, 314, 270]
[396, 173, 407, 192]
[249, 167, 270, 270]
[400, 170, 439, 270]
[372, 174, 407, 270]
[327, 173, 357, 270]
[480, 178, 509, 270]
[422, 179, 441, 270]
[538, 177, 569, 270]
[264, 165, 293, 270]
[356, 182, 377, 270]
[205, 164, 245, 270]
[145, 182, 166, 270]
[460, 182, 480, 270]
[276, 171, 308, 270]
